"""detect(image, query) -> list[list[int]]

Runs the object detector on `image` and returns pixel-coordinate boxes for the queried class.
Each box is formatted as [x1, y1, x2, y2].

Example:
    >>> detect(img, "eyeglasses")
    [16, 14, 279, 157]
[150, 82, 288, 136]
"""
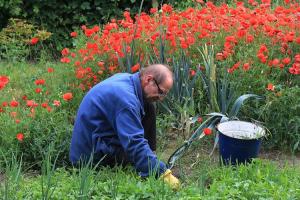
[153, 78, 167, 97]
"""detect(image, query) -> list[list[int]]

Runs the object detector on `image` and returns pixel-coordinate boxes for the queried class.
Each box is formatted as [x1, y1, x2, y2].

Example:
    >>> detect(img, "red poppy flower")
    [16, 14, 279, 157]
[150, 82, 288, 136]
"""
[203, 128, 212, 135]
[197, 117, 203, 123]
[246, 35, 254, 43]
[16, 133, 24, 141]
[61, 48, 70, 56]
[26, 100, 38, 107]
[131, 63, 140, 73]
[0, 82, 5, 90]
[63, 93, 73, 101]
[150, 8, 158, 14]
[2, 101, 8, 107]
[0, 75, 9, 84]
[243, 63, 250, 71]
[41, 102, 48, 108]
[282, 57, 291, 65]
[74, 61, 81, 67]
[295, 54, 300, 63]
[35, 79, 45, 85]
[47, 106, 52, 112]
[47, 68, 54, 73]
[190, 69, 196, 77]
[60, 57, 71, 63]
[10, 100, 19, 107]
[97, 61, 105, 68]
[35, 88, 42, 93]
[70, 32, 78, 37]
[84, 29, 94, 37]
[272, 59, 280, 67]
[30, 37, 39, 45]
[196, 0, 204, 3]
[289, 65, 300, 75]
[10, 111, 17, 118]
[296, 37, 300, 44]
[267, 83, 275, 91]
[53, 100, 61, 107]
[0, 75, 9, 90]
[92, 25, 100, 32]
[162, 4, 173, 13]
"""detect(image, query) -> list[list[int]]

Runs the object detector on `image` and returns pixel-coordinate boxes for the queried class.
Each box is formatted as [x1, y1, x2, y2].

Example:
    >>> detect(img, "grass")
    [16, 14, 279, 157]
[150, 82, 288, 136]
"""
[1, 151, 300, 199]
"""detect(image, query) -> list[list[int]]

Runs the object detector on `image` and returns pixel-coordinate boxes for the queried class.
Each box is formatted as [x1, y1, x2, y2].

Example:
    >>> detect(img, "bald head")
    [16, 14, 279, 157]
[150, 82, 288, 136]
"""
[140, 64, 173, 84]
[140, 64, 173, 102]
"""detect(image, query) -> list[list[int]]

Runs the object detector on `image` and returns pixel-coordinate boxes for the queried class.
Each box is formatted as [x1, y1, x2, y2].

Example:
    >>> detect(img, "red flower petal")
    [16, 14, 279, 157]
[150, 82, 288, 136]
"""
[203, 128, 212, 135]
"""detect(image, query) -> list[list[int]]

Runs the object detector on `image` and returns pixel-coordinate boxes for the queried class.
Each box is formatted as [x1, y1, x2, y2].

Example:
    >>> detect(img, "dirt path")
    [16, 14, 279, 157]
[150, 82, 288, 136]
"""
[158, 140, 300, 170]
[259, 149, 300, 166]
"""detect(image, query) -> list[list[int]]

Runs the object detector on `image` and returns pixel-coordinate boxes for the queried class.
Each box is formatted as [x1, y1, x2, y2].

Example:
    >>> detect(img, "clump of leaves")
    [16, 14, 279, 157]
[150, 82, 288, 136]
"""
[0, 18, 51, 61]
[203, 159, 300, 199]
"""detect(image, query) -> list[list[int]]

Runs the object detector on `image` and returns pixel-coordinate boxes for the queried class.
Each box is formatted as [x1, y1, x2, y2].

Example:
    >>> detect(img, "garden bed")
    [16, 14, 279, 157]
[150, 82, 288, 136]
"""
[1, 1, 300, 199]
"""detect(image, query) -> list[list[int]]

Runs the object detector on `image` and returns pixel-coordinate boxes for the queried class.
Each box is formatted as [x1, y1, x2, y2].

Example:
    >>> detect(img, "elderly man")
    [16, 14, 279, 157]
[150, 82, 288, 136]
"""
[69, 64, 179, 189]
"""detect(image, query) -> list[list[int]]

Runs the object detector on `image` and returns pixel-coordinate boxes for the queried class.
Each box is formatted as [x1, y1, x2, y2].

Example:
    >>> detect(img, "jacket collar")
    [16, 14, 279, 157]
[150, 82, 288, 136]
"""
[131, 72, 145, 116]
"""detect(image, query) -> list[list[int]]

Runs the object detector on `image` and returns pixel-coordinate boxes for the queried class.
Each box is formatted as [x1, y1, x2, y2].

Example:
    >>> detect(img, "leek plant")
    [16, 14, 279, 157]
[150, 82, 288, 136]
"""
[167, 45, 265, 168]
[40, 144, 59, 200]
[159, 51, 202, 139]
[76, 155, 104, 199]
[0, 151, 23, 200]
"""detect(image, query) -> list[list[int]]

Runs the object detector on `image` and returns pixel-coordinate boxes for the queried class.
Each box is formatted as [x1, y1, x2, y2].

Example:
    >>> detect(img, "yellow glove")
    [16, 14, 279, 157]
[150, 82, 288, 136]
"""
[160, 169, 180, 190]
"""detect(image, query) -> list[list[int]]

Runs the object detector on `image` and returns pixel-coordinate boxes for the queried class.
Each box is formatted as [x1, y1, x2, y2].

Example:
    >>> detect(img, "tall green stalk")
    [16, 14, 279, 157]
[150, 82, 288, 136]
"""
[199, 44, 220, 112]
[40, 144, 59, 200]
[0, 151, 22, 200]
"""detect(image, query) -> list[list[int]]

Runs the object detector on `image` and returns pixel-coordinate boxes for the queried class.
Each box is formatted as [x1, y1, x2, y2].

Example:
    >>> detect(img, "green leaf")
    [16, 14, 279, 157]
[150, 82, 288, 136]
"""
[80, 2, 90, 10]
[229, 94, 265, 118]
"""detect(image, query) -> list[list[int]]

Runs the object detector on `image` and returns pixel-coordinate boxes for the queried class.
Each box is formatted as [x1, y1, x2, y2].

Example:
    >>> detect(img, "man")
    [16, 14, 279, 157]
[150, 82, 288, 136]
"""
[69, 64, 180, 189]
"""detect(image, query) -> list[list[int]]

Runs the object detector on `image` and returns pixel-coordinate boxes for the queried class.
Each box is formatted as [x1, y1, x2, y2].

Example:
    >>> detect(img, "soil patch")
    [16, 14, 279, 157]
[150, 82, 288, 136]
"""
[259, 149, 300, 166]
[159, 138, 300, 172]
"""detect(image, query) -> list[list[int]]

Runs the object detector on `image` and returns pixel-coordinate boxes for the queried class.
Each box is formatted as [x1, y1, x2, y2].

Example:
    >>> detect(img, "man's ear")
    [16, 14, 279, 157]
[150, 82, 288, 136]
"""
[145, 74, 154, 84]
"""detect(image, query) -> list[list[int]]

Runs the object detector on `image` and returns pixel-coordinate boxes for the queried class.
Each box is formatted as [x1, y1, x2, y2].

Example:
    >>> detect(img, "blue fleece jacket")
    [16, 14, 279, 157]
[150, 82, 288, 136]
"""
[69, 72, 167, 177]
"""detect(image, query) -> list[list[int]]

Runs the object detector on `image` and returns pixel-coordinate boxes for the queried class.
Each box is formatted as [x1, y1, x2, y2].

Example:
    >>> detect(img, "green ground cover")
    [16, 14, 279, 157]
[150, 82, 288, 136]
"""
[2, 151, 300, 199]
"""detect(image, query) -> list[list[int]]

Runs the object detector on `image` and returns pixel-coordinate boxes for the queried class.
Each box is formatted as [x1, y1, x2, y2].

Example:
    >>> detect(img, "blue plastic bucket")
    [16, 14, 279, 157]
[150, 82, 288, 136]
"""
[217, 121, 265, 165]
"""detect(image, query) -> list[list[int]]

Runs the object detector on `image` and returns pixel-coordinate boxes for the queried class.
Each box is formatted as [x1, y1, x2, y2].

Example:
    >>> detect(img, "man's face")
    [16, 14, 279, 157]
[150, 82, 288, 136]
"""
[143, 75, 173, 102]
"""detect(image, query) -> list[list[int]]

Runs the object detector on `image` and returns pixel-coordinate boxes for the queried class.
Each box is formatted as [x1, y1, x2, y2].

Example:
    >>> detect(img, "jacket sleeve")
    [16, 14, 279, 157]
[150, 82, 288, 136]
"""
[114, 107, 167, 177]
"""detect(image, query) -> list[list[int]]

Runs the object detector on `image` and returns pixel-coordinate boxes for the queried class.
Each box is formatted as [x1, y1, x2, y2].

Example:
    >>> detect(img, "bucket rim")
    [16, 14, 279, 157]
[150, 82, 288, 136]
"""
[216, 120, 265, 140]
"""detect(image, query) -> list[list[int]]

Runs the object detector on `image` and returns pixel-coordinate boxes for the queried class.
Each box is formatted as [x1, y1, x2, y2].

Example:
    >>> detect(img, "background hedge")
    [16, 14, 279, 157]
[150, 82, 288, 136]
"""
[0, 0, 154, 58]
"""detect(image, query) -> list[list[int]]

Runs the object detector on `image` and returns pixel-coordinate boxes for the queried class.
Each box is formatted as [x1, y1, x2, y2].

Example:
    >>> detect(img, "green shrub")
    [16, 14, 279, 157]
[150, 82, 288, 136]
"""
[0, 0, 153, 58]
[0, 18, 51, 62]
[0, 0, 23, 28]
[262, 86, 300, 152]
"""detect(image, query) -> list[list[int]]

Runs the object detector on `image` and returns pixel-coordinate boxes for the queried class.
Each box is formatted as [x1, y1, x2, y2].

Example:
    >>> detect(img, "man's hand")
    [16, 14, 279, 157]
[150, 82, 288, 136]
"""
[160, 169, 180, 190]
